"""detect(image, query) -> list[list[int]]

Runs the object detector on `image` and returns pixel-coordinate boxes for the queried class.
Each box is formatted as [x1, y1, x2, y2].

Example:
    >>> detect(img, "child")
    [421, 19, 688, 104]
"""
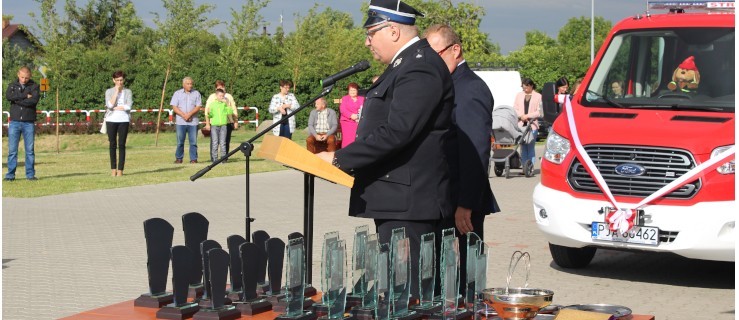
[204, 89, 232, 162]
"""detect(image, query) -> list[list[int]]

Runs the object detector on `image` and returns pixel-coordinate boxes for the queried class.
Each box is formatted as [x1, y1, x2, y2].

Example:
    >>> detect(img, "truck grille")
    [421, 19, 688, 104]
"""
[568, 145, 701, 199]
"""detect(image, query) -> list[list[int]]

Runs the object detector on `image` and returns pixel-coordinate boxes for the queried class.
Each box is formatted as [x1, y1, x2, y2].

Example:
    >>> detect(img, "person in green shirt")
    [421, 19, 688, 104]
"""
[204, 89, 233, 162]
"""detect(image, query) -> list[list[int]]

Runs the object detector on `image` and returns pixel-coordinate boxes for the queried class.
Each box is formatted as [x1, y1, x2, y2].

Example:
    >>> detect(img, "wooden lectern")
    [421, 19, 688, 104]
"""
[256, 135, 353, 285]
[257, 135, 353, 188]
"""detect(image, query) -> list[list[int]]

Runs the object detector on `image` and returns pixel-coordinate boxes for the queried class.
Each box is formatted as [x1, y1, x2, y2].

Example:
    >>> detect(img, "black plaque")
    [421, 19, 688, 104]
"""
[135, 218, 175, 308]
[183, 212, 209, 298]
[252, 230, 270, 294]
[234, 242, 272, 315]
[157, 245, 200, 319]
[226, 234, 247, 300]
[288, 232, 317, 298]
[266, 237, 286, 295]
[199, 239, 222, 307]
[193, 248, 241, 320]
[265, 237, 287, 308]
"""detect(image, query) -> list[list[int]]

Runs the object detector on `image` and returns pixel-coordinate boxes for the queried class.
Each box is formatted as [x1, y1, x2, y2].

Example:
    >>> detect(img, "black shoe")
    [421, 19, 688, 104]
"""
[3, 177, 14, 182]
[27, 177, 38, 181]
[174, 159, 183, 164]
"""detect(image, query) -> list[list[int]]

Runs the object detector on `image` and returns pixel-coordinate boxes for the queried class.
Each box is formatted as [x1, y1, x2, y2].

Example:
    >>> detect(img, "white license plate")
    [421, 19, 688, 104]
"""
[591, 222, 660, 246]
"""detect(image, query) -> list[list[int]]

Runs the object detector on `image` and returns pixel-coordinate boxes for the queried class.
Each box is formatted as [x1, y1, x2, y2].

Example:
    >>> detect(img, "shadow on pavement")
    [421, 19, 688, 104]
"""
[550, 249, 734, 289]
[2, 258, 15, 269]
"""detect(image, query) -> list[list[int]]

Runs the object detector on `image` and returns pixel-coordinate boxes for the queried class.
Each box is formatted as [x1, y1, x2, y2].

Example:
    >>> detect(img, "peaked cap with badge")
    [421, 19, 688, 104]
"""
[364, 0, 425, 28]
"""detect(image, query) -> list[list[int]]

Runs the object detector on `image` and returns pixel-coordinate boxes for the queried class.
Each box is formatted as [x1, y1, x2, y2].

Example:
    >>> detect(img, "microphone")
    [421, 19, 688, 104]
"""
[320, 60, 370, 87]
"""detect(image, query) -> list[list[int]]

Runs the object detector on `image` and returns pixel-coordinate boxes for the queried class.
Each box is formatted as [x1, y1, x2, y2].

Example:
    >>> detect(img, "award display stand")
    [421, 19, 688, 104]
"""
[157, 246, 200, 320]
[410, 233, 441, 316]
[135, 218, 175, 308]
[289, 232, 318, 299]
[233, 242, 272, 316]
[430, 229, 471, 320]
[275, 237, 317, 320]
[350, 234, 379, 320]
[389, 228, 421, 320]
[183, 212, 209, 299]
[193, 248, 241, 320]
[346, 225, 369, 309]
[252, 230, 271, 295]
[226, 235, 247, 301]
[198, 240, 227, 308]
[265, 237, 287, 309]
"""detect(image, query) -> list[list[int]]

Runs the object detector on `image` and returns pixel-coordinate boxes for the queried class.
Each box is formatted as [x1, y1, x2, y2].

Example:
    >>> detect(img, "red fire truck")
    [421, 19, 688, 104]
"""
[535, 1, 735, 268]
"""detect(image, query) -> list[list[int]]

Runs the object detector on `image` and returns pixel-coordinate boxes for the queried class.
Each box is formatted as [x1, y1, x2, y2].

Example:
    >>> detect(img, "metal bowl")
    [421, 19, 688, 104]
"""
[563, 304, 632, 319]
[482, 287, 554, 320]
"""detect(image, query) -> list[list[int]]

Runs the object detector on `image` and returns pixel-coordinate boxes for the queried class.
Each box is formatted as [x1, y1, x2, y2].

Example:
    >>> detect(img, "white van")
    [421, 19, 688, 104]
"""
[473, 70, 522, 109]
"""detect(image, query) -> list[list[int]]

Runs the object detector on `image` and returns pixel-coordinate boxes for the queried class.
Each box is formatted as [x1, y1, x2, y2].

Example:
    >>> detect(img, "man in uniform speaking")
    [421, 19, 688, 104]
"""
[318, 0, 454, 295]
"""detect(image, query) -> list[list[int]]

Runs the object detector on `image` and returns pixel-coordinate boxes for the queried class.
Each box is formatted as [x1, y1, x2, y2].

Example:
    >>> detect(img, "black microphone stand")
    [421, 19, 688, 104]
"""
[191, 84, 335, 242]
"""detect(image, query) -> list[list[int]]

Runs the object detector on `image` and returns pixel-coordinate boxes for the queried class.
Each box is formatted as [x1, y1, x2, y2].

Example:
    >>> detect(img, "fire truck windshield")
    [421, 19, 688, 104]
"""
[583, 28, 735, 111]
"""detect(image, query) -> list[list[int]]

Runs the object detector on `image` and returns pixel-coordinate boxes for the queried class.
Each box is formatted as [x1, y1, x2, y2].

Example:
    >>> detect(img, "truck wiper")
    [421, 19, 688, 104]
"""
[586, 90, 625, 108]
[629, 104, 726, 112]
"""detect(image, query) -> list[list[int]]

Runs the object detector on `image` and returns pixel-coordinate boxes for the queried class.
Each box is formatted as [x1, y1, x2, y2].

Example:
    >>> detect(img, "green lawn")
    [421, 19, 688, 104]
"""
[2, 128, 310, 198]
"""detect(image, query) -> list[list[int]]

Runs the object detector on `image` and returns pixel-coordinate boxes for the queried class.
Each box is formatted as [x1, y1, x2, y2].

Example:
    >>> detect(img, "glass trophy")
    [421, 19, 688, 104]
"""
[315, 232, 340, 318]
[324, 240, 348, 319]
[351, 233, 379, 319]
[276, 237, 317, 320]
[432, 229, 471, 320]
[474, 242, 489, 317]
[390, 236, 418, 320]
[411, 233, 441, 315]
[347, 225, 370, 307]
[375, 243, 391, 320]
[465, 232, 481, 313]
[322, 231, 341, 304]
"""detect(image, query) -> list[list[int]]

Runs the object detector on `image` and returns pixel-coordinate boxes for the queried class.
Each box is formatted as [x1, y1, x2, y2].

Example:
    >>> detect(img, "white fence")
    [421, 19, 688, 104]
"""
[2, 106, 259, 128]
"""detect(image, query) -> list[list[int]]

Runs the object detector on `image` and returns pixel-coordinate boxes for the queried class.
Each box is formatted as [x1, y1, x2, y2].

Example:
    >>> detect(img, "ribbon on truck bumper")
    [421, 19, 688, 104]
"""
[557, 95, 735, 234]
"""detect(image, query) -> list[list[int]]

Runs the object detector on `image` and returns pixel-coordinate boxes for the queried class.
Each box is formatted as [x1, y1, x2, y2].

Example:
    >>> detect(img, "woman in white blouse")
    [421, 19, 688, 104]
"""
[104, 70, 132, 177]
[268, 79, 299, 139]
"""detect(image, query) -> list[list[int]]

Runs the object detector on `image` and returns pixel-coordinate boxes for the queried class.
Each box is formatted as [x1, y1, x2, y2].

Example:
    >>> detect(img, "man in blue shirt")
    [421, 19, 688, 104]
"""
[170, 77, 202, 164]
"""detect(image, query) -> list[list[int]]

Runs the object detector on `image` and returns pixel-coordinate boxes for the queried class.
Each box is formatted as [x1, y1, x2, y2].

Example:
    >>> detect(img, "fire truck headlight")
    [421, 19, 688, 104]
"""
[711, 146, 735, 174]
[544, 130, 571, 165]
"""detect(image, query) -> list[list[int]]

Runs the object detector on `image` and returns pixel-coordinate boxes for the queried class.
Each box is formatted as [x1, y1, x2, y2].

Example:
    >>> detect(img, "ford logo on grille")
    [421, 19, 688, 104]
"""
[615, 164, 646, 176]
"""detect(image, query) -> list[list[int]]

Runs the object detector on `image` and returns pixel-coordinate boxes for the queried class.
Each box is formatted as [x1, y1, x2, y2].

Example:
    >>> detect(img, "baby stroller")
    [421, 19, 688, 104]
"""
[489, 105, 535, 178]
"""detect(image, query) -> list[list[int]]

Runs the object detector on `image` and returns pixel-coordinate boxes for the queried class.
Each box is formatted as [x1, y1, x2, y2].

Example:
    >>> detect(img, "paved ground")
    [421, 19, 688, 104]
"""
[2, 146, 735, 319]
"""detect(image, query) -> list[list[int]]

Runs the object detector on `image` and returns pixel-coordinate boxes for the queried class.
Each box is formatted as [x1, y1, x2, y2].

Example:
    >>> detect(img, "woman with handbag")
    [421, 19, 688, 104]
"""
[104, 70, 132, 177]
[513, 77, 542, 175]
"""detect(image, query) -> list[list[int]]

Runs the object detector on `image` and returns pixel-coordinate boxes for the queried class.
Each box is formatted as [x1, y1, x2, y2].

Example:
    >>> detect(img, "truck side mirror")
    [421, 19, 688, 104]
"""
[541, 82, 559, 123]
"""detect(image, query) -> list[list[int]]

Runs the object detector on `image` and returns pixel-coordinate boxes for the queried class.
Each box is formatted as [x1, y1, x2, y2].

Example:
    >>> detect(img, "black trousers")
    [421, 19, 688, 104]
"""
[375, 219, 440, 300]
[106, 121, 129, 170]
[225, 122, 234, 154]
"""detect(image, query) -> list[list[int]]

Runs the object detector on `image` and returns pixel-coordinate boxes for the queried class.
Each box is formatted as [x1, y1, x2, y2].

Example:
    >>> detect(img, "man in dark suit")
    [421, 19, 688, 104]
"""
[318, 0, 455, 296]
[425, 24, 501, 292]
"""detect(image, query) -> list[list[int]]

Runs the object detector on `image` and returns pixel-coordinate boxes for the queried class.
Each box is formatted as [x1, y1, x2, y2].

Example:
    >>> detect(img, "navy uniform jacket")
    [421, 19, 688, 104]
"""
[447, 62, 500, 215]
[335, 39, 455, 221]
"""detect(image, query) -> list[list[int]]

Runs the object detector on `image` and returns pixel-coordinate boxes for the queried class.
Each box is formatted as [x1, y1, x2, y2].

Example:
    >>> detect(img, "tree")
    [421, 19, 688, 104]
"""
[557, 16, 611, 49]
[151, 0, 219, 145]
[31, 0, 76, 152]
[405, 0, 500, 60]
[525, 30, 556, 47]
[218, 0, 270, 92]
